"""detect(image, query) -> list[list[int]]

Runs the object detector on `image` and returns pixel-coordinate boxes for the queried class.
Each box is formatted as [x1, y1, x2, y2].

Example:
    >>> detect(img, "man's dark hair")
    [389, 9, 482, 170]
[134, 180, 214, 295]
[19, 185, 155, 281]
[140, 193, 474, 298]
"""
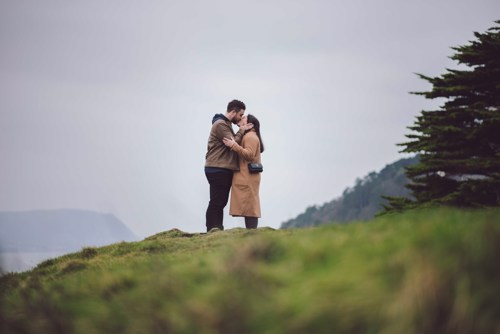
[227, 99, 246, 113]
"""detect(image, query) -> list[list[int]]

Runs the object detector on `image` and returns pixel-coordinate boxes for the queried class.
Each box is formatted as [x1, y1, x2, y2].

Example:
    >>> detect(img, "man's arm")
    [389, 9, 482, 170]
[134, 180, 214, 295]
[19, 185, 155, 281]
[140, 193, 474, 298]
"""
[232, 123, 254, 144]
[233, 128, 245, 144]
[215, 121, 251, 145]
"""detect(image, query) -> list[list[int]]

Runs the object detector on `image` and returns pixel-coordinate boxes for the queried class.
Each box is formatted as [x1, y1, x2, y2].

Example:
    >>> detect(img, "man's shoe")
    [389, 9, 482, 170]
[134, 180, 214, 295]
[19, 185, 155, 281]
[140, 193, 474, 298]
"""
[208, 227, 222, 233]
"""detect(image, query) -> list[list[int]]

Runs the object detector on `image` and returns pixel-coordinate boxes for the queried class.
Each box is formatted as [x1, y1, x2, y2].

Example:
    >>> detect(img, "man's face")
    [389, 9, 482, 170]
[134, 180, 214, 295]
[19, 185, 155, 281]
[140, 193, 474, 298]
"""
[231, 109, 245, 124]
[237, 116, 248, 127]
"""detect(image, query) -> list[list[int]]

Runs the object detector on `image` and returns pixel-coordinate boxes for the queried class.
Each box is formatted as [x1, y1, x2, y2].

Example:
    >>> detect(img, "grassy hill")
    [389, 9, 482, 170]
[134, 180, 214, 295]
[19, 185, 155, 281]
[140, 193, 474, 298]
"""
[1, 209, 499, 333]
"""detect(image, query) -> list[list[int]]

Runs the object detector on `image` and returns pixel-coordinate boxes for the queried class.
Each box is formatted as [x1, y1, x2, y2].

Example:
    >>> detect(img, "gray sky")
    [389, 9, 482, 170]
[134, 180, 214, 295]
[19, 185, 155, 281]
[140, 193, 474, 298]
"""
[1, 1, 498, 237]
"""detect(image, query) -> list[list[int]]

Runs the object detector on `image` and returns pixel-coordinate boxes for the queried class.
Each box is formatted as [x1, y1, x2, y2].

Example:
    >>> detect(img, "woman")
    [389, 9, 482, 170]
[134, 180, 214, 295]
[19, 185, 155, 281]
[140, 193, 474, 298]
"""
[223, 114, 264, 229]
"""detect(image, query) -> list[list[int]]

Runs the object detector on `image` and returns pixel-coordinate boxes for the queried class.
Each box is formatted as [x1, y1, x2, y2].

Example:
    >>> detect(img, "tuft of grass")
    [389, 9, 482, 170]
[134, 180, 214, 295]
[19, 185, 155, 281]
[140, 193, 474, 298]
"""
[80, 247, 98, 259]
[145, 228, 196, 240]
[60, 260, 87, 274]
[36, 258, 56, 269]
[0, 208, 499, 333]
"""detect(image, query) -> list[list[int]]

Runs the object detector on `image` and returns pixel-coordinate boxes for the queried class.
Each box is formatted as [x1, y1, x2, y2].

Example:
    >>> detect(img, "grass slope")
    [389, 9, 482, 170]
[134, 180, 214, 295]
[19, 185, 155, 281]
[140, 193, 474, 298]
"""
[1, 209, 499, 333]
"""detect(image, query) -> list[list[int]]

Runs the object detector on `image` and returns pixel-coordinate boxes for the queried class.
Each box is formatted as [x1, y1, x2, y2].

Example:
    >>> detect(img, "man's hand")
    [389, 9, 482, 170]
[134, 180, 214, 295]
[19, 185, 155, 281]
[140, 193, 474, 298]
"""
[223, 137, 236, 148]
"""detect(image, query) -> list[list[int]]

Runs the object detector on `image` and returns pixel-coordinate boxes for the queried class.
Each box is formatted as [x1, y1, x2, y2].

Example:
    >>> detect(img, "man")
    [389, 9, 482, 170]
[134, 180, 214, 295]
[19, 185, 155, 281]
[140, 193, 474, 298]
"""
[204, 99, 253, 232]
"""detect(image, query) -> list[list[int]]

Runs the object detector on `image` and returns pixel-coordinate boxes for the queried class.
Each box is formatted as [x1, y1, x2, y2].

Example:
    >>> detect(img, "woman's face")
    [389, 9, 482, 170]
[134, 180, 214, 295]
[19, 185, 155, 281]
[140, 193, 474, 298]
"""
[238, 116, 248, 127]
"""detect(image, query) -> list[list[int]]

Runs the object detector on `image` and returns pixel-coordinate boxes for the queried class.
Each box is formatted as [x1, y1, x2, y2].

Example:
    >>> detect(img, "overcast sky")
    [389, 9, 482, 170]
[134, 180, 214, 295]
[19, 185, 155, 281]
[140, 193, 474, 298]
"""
[1, 1, 498, 237]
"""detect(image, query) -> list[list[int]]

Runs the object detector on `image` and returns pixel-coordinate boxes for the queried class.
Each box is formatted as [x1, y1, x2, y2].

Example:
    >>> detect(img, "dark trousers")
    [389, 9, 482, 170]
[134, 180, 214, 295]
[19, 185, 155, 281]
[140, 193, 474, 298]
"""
[205, 170, 233, 232]
[245, 217, 258, 229]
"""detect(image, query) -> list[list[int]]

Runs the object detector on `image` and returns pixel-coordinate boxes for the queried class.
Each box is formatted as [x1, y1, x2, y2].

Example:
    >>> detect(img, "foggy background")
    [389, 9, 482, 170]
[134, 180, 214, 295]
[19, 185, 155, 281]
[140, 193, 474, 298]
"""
[1, 1, 498, 237]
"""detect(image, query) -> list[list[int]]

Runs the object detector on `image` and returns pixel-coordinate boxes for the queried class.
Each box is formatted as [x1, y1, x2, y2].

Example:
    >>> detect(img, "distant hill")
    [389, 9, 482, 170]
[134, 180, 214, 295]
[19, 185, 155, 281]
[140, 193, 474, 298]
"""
[0, 209, 138, 252]
[281, 156, 418, 229]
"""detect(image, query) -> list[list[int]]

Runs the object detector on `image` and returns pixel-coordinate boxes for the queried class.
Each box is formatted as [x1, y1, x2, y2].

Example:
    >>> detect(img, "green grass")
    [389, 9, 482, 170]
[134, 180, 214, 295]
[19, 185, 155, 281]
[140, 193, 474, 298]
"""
[1, 209, 499, 333]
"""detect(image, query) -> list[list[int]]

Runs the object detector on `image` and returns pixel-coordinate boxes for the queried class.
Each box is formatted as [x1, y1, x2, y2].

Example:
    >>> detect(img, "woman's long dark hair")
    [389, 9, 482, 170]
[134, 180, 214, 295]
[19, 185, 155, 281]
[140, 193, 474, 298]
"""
[247, 114, 264, 153]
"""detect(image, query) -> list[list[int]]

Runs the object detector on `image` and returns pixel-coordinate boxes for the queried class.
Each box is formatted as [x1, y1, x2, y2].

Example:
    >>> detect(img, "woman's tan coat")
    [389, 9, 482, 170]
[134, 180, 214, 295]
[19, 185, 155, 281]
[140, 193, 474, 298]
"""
[229, 130, 262, 218]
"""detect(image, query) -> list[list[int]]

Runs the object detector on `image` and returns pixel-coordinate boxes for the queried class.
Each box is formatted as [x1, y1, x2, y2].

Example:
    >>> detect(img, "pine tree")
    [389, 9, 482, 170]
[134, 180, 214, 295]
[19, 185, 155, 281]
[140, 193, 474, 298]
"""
[385, 20, 500, 211]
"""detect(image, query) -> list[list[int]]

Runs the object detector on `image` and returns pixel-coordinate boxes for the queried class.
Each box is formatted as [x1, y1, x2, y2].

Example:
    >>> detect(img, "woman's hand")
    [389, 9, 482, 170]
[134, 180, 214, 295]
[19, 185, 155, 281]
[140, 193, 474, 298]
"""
[240, 123, 254, 132]
[223, 137, 236, 148]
